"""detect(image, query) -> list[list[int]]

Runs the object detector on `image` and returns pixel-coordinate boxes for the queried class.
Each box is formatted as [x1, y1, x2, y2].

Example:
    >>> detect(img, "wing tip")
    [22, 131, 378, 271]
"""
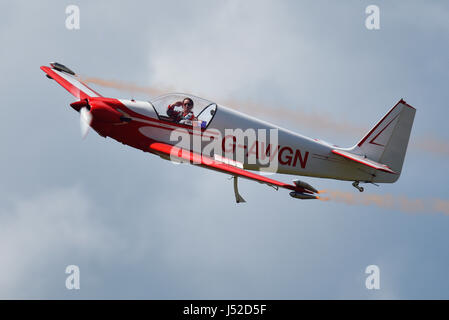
[49, 62, 76, 75]
[40, 63, 76, 76]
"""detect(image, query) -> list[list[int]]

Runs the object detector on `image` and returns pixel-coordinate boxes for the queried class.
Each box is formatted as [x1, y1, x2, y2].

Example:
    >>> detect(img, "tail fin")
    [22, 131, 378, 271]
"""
[40, 62, 102, 100]
[349, 99, 416, 183]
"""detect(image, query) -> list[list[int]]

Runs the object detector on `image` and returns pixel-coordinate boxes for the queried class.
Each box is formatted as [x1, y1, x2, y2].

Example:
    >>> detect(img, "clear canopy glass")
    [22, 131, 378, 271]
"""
[149, 93, 217, 128]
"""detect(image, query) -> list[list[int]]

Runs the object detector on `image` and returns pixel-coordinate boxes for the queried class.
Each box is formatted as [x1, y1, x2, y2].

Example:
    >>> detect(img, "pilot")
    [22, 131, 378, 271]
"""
[167, 98, 196, 123]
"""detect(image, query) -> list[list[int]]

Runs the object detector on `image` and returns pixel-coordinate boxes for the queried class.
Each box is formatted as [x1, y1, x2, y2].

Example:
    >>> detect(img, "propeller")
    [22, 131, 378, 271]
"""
[71, 98, 126, 138]
[80, 107, 92, 139]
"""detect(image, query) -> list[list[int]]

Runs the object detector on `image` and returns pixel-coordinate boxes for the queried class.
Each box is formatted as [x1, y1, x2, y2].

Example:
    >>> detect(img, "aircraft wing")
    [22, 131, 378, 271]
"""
[40, 63, 101, 100]
[148, 140, 310, 193]
[332, 149, 396, 174]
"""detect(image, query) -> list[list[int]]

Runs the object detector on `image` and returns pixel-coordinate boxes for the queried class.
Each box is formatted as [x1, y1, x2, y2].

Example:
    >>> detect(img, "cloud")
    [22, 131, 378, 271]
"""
[1, 0, 449, 299]
[147, 0, 307, 100]
[0, 185, 118, 298]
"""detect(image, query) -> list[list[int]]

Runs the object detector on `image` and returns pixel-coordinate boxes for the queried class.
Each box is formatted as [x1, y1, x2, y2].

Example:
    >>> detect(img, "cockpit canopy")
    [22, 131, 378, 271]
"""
[149, 93, 217, 128]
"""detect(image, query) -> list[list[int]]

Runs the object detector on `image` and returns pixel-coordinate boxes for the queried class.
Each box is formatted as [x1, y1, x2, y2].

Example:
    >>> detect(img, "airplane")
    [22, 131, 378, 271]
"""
[41, 62, 416, 203]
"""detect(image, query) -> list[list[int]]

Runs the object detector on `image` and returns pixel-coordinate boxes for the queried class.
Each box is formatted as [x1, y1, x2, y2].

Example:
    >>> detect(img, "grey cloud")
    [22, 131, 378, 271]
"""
[0, 0, 448, 299]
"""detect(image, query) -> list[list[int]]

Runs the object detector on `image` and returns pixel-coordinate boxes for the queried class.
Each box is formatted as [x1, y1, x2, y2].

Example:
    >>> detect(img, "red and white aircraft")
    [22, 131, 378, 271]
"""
[41, 62, 416, 202]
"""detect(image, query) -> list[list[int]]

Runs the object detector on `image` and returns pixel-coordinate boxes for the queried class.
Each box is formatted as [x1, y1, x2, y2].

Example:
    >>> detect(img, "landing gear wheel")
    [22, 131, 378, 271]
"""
[352, 181, 364, 192]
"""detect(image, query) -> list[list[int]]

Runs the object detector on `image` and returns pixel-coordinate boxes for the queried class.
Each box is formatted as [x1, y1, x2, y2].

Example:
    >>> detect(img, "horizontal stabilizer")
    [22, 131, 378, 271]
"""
[332, 149, 396, 174]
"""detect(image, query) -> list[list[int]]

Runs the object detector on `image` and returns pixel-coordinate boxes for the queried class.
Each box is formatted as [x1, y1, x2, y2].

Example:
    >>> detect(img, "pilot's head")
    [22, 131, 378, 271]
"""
[183, 98, 194, 112]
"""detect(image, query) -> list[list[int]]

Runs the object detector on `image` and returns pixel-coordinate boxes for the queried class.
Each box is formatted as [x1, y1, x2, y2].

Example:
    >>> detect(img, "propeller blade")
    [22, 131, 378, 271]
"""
[80, 107, 92, 139]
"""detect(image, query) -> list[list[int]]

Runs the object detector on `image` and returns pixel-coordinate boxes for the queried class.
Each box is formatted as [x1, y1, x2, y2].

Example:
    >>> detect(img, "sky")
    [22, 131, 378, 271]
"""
[0, 0, 448, 299]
